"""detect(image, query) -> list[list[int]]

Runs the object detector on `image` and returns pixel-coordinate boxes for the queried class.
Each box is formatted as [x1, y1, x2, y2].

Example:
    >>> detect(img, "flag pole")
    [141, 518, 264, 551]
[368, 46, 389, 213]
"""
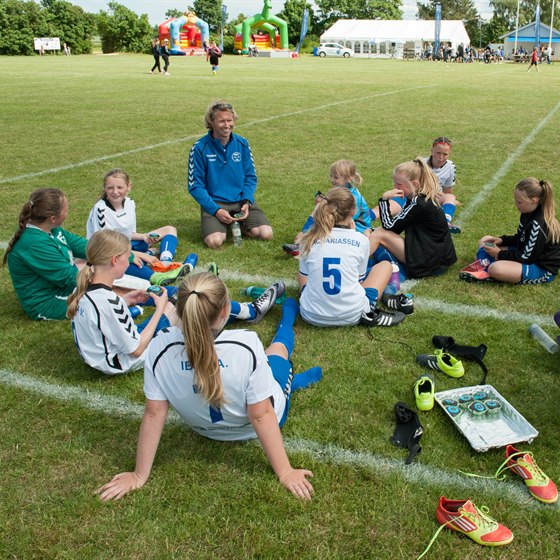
[514, 0, 521, 54]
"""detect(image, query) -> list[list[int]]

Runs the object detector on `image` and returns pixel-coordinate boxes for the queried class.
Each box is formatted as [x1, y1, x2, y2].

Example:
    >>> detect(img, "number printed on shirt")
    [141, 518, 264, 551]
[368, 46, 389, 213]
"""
[322, 257, 342, 295]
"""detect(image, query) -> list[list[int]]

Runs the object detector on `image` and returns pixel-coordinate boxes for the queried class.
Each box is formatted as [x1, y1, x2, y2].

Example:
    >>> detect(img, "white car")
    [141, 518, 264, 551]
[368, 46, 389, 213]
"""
[317, 43, 353, 58]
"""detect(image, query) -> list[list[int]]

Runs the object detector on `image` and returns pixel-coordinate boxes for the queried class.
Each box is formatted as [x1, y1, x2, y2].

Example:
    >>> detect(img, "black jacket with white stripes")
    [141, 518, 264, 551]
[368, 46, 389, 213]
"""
[378, 195, 457, 278]
[499, 206, 560, 274]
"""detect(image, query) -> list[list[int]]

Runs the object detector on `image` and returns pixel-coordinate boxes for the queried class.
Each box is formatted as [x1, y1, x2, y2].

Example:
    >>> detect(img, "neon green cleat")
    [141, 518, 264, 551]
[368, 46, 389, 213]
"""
[150, 264, 189, 286]
[414, 374, 435, 411]
[416, 349, 464, 378]
[207, 262, 219, 276]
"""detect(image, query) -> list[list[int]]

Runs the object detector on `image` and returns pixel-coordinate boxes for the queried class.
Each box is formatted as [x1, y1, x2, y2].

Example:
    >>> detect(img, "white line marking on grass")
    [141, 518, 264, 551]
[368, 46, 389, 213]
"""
[457, 97, 560, 226]
[0, 241, 8, 251]
[0, 85, 436, 185]
[0, 368, 542, 508]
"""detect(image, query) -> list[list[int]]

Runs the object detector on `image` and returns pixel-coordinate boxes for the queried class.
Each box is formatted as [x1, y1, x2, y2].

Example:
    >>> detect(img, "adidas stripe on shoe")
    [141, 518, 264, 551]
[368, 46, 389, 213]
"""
[360, 307, 406, 327]
[416, 349, 464, 378]
[381, 293, 414, 315]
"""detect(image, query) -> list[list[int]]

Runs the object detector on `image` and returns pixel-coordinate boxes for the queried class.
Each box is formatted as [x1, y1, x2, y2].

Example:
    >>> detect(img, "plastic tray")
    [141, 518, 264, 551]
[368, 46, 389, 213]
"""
[435, 384, 538, 452]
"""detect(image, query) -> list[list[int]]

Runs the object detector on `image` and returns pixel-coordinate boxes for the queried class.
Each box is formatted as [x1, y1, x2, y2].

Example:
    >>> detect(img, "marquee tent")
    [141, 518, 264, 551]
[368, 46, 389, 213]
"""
[320, 19, 470, 58]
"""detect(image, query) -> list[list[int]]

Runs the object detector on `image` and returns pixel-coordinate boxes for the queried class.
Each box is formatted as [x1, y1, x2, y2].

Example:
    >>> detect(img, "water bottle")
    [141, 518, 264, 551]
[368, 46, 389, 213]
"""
[129, 305, 144, 319]
[383, 263, 401, 295]
[183, 252, 198, 272]
[243, 286, 265, 298]
[231, 221, 242, 246]
[528, 323, 559, 353]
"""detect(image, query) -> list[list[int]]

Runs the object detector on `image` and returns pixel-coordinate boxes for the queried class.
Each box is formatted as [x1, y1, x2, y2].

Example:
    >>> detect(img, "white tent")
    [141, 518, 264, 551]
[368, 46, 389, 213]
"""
[320, 19, 470, 58]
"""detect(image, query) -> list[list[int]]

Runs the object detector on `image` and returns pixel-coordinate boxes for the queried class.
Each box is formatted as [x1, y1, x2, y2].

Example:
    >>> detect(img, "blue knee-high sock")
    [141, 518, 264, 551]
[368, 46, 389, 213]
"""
[159, 234, 178, 262]
[292, 366, 323, 391]
[271, 298, 298, 356]
[372, 246, 395, 264]
[301, 215, 314, 233]
[442, 203, 456, 222]
[475, 247, 496, 263]
[228, 300, 255, 324]
[126, 262, 153, 281]
[364, 287, 379, 306]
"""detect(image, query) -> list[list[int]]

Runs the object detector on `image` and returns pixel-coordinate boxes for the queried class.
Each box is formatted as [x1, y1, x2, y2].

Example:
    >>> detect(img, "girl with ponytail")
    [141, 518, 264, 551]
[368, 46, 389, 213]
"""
[369, 158, 457, 278]
[4, 188, 88, 320]
[67, 229, 174, 375]
[98, 272, 322, 501]
[460, 178, 560, 284]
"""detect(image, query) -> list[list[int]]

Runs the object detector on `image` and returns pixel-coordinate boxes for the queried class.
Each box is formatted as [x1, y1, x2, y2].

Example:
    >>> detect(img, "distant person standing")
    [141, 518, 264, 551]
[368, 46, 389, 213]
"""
[150, 38, 162, 74]
[160, 39, 171, 76]
[188, 101, 273, 249]
[546, 44, 552, 64]
[528, 47, 539, 72]
[206, 41, 222, 76]
[63, 42, 70, 56]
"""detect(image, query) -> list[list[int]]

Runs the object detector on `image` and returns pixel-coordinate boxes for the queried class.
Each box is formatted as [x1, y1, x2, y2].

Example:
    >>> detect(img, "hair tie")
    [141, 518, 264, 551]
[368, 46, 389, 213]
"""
[539, 180, 545, 188]
[413, 158, 422, 165]
[189, 290, 199, 297]
[86, 261, 92, 266]
[29, 200, 34, 207]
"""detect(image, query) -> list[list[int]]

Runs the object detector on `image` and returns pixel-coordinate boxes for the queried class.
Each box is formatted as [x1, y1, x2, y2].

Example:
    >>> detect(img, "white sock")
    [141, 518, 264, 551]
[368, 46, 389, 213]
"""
[160, 251, 173, 262]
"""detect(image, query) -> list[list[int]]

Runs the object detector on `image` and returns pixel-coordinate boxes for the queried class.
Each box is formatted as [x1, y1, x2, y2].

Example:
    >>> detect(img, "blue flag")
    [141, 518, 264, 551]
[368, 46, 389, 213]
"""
[295, 10, 309, 54]
[220, 4, 228, 50]
[434, 3, 442, 58]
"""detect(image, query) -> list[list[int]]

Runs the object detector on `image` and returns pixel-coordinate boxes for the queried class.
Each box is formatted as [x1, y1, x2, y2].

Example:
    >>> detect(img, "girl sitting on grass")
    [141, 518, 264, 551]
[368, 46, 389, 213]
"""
[298, 187, 410, 327]
[87, 168, 188, 286]
[460, 177, 560, 284]
[67, 230, 175, 375]
[4, 188, 87, 320]
[368, 158, 457, 279]
[97, 273, 322, 500]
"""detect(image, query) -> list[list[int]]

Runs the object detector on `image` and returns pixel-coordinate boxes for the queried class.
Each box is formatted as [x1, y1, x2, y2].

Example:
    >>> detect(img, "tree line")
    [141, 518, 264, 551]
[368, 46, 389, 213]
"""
[0, 0, 553, 56]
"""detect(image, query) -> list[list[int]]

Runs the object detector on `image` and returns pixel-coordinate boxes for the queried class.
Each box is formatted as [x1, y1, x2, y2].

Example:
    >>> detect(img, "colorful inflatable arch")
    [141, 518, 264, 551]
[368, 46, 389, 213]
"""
[234, 0, 289, 54]
[158, 11, 209, 55]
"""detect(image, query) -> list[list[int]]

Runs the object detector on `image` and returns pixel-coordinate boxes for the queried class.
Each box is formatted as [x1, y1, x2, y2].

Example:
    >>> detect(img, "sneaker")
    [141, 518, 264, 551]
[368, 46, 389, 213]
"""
[207, 262, 219, 276]
[282, 243, 300, 257]
[416, 349, 464, 378]
[414, 374, 435, 411]
[247, 281, 285, 324]
[505, 445, 558, 503]
[360, 307, 406, 327]
[212, 70, 216, 76]
[150, 264, 190, 286]
[164, 72, 170, 76]
[435, 497, 513, 546]
[448, 222, 461, 234]
[381, 293, 414, 315]
[459, 259, 492, 283]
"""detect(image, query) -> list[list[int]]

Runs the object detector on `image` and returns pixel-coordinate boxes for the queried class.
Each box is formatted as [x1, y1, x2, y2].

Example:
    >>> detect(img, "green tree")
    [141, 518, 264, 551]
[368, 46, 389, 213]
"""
[97, 1, 152, 53]
[315, 0, 403, 33]
[0, 0, 49, 55]
[417, 0, 480, 45]
[165, 8, 184, 19]
[191, 0, 222, 33]
[490, 0, 552, 31]
[41, 0, 95, 54]
[276, 0, 318, 45]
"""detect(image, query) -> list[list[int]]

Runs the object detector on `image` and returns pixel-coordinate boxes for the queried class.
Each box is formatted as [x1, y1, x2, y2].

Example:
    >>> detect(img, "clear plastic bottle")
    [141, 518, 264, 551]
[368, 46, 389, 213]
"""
[231, 221, 242, 247]
[528, 323, 559, 353]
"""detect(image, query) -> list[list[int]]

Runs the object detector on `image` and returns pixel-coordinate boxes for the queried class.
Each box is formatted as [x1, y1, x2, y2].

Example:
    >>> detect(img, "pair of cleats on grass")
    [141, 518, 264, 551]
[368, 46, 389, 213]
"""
[360, 293, 414, 327]
[424, 446, 558, 555]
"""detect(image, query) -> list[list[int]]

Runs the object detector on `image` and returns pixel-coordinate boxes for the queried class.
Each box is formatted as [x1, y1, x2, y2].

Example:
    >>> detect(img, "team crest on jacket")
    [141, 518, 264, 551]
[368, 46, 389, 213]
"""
[232, 152, 241, 162]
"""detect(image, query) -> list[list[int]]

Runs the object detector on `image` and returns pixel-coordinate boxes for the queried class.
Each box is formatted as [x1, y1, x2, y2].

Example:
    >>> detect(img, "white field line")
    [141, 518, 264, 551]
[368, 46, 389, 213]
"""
[0, 85, 435, 186]
[456, 97, 560, 226]
[0, 368, 541, 509]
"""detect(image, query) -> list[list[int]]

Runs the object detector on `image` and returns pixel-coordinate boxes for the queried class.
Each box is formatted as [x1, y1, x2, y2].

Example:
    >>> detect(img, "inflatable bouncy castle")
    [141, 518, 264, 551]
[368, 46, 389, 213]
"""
[158, 11, 209, 55]
[234, 0, 289, 54]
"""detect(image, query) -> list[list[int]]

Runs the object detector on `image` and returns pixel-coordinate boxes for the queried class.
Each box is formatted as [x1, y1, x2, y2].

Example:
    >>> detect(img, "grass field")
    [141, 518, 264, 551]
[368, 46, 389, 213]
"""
[1, 53, 560, 559]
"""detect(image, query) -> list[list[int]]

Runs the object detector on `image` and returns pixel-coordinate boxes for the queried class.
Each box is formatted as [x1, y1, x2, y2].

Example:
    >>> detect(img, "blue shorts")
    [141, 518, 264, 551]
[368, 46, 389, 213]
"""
[392, 196, 407, 209]
[137, 313, 171, 334]
[131, 239, 149, 252]
[268, 355, 293, 427]
[519, 264, 556, 285]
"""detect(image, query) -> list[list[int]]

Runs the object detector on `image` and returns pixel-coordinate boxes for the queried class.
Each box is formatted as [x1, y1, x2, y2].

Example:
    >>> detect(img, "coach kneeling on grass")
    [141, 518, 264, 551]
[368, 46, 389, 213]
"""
[188, 100, 273, 249]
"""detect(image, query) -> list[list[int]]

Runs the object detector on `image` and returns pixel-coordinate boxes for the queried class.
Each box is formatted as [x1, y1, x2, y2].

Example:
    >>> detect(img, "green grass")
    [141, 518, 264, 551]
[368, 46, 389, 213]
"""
[1, 53, 560, 559]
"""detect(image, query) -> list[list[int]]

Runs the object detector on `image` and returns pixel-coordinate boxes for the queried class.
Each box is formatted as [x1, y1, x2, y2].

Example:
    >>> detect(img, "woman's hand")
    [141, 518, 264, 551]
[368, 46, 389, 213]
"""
[96, 472, 146, 501]
[123, 289, 150, 306]
[381, 189, 404, 200]
[278, 468, 314, 500]
[151, 287, 168, 311]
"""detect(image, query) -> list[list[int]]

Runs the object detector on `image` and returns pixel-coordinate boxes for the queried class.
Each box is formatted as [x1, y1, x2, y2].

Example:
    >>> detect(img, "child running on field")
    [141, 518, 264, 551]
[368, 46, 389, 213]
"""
[369, 158, 457, 278]
[206, 41, 222, 76]
[67, 230, 175, 375]
[298, 186, 410, 327]
[283, 159, 372, 257]
[460, 177, 560, 284]
[86, 168, 188, 287]
[97, 273, 322, 501]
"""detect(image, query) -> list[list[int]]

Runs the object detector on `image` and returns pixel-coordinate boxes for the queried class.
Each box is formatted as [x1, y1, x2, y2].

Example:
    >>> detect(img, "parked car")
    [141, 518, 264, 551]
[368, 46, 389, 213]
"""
[316, 43, 353, 58]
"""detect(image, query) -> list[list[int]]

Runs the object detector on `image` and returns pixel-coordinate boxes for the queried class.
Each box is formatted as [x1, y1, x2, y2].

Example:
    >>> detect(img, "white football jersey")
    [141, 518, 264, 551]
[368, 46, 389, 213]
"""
[426, 157, 456, 191]
[144, 327, 286, 441]
[299, 227, 370, 326]
[86, 197, 137, 239]
[71, 284, 143, 374]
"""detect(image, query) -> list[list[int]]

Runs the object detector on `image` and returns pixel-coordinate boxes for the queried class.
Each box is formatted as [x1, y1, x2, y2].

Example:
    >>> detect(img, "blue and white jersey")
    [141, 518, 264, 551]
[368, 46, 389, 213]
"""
[144, 327, 286, 441]
[299, 227, 370, 326]
[86, 197, 137, 239]
[71, 284, 143, 375]
[425, 157, 456, 191]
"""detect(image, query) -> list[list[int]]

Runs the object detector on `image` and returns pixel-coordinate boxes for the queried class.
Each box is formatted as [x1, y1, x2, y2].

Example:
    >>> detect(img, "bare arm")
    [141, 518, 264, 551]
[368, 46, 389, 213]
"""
[97, 399, 169, 501]
[248, 399, 314, 500]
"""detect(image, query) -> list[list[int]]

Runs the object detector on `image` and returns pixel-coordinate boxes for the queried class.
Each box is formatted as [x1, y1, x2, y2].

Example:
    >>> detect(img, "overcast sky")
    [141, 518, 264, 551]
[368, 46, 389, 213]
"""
[64, 1, 494, 25]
